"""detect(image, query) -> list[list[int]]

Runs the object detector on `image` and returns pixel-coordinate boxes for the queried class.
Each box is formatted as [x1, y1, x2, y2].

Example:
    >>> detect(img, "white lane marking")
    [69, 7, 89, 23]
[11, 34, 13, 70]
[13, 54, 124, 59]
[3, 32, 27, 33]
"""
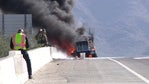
[134, 57, 149, 59]
[108, 58, 149, 84]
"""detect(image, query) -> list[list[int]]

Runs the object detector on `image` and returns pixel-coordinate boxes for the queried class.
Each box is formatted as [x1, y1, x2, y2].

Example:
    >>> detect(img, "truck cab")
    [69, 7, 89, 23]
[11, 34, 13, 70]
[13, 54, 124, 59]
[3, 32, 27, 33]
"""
[72, 40, 97, 58]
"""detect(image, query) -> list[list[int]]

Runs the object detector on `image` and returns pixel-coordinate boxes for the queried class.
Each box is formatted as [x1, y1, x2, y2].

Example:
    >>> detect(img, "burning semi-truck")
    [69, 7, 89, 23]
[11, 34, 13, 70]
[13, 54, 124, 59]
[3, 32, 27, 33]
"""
[70, 27, 97, 58]
[71, 36, 97, 58]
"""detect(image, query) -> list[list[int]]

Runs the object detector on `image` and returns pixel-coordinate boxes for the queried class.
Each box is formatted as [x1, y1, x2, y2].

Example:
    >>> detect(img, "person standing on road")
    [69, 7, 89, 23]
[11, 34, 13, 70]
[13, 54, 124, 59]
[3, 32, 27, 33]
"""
[10, 29, 32, 79]
[35, 28, 49, 47]
[42, 28, 49, 46]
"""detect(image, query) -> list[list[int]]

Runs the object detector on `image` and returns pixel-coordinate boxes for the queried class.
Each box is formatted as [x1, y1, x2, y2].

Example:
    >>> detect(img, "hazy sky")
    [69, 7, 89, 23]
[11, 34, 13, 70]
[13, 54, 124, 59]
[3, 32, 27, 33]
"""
[73, 0, 149, 57]
[83, 0, 128, 24]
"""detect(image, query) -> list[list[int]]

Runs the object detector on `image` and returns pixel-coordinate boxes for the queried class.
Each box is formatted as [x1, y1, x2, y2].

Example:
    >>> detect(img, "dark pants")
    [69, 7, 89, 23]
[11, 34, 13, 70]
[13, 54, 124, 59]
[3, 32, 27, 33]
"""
[20, 49, 32, 76]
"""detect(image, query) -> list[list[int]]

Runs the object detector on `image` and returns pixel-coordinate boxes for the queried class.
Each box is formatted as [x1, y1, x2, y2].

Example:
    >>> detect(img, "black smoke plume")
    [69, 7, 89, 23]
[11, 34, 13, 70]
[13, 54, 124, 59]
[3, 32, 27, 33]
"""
[0, 0, 77, 54]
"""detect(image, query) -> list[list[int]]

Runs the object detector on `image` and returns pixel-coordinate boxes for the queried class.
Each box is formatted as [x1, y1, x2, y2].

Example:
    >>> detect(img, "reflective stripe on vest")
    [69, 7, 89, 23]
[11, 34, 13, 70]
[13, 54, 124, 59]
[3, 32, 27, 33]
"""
[12, 33, 26, 50]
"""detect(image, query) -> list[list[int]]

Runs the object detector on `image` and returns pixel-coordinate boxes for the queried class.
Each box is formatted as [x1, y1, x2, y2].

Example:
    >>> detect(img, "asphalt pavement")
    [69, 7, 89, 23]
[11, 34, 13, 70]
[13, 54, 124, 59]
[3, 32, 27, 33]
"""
[25, 57, 149, 84]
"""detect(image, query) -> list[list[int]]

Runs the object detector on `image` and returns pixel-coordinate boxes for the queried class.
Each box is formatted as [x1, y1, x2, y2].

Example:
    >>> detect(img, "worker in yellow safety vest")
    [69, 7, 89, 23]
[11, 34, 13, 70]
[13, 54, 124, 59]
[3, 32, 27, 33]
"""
[10, 29, 32, 79]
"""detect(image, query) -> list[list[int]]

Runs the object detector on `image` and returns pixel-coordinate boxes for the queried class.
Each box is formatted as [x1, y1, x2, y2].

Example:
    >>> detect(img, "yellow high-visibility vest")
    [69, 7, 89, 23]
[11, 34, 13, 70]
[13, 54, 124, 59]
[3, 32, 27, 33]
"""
[12, 33, 26, 50]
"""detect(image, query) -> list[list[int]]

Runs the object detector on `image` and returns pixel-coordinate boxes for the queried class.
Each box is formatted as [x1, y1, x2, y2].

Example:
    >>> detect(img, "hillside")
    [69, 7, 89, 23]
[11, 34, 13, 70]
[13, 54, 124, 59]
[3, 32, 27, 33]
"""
[73, 0, 149, 57]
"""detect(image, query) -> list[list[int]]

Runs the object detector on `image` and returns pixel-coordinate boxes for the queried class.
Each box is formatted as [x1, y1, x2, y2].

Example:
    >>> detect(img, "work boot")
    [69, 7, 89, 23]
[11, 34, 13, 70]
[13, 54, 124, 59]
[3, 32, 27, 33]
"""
[29, 75, 32, 79]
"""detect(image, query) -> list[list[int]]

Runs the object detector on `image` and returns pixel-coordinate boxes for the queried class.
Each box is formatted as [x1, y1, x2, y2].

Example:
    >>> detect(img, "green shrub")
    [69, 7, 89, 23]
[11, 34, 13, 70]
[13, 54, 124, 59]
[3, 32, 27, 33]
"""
[27, 34, 39, 49]
[0, 36, 10, 58]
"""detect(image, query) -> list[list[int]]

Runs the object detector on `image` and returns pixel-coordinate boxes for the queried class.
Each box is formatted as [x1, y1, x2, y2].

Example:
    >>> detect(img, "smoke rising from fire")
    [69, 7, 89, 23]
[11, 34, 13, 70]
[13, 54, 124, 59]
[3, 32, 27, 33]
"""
[0, 0, 77, 54]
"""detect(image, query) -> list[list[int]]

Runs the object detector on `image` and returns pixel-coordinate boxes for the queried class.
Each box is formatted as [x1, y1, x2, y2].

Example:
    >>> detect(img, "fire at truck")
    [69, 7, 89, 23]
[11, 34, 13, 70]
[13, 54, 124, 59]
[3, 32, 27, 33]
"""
[75, 39, 97, 58]
[71, 27, 97, 58]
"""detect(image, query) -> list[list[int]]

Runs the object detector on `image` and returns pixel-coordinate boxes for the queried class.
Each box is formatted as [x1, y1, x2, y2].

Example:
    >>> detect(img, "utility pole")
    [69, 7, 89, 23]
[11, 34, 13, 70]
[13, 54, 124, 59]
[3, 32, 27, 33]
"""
[2, 14, 4, 35]
[24, 14, 27, 31]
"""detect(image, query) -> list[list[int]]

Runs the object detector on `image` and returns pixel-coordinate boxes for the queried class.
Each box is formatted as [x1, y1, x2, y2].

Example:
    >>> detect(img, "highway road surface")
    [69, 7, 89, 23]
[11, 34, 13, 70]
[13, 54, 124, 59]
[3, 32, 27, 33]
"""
[25, 57, 149, 84]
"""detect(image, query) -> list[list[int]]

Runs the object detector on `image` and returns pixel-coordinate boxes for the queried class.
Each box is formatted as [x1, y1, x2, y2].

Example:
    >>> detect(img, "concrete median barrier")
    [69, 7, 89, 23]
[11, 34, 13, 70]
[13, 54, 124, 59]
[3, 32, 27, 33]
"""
[0, 47, 54, 84]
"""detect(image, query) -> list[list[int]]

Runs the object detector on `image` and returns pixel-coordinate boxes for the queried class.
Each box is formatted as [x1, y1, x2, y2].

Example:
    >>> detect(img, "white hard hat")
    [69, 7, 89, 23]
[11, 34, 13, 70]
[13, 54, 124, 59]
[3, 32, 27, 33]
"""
[18, 28, 24, 33]
[39, 29, 43, 31]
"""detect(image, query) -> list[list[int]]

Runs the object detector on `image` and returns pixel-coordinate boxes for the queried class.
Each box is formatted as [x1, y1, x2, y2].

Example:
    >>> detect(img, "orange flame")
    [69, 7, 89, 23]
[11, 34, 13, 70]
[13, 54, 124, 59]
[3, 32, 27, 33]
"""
[52, 39, 75, 56]
[62, 41, 76, 56]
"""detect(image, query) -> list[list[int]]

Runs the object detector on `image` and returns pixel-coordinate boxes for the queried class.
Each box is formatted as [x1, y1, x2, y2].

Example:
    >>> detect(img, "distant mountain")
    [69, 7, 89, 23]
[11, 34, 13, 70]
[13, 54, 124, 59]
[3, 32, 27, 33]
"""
[73, 0, 149, 57]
